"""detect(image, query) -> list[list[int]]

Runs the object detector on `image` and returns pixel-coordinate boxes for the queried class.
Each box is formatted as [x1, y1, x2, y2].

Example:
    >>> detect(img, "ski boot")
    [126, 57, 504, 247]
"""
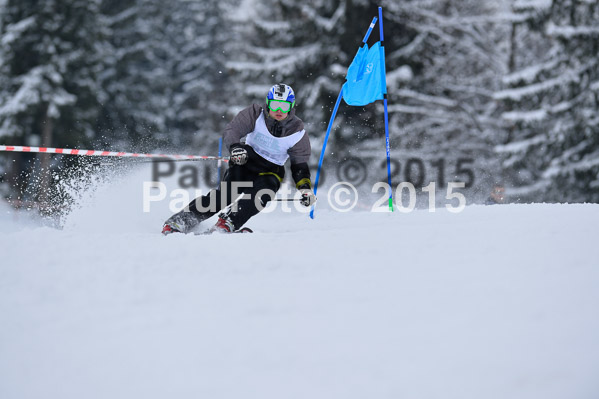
[210, 214, 235, 234]
[208, 214, 254, 234]
[162, 209, 201, 235]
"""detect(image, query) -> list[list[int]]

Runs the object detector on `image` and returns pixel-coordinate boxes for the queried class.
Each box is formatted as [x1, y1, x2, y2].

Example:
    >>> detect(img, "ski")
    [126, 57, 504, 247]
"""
[193, 227, 253, 235]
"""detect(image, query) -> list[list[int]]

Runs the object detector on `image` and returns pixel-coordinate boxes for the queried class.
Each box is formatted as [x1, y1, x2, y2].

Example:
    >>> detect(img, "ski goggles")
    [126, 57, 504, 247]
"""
[268, 100, 293, 113]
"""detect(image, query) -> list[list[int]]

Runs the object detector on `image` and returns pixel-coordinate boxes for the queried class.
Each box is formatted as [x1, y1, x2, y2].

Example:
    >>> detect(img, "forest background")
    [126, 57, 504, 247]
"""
[0, 0, 597, 210]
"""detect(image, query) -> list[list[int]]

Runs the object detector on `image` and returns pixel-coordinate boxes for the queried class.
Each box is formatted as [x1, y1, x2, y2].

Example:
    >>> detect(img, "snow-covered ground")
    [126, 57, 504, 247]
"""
[1, 166, 598, 399]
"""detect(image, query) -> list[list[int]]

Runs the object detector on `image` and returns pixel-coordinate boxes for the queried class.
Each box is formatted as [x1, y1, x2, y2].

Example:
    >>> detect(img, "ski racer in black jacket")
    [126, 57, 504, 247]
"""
[162, 83, 315, 234]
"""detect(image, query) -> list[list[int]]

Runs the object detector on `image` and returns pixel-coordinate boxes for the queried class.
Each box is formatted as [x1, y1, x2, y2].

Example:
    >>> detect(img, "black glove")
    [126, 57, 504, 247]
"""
[230, 146, 248, 165]
[299, 188, 316, 207]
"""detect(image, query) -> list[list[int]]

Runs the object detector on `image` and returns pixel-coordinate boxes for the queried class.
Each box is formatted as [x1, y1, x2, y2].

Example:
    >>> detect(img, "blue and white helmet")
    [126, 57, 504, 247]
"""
[266, 83, 296, 107]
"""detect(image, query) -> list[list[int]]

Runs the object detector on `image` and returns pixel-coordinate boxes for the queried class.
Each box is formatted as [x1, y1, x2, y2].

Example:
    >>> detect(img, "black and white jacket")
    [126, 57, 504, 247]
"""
[223, 104, 312, 189]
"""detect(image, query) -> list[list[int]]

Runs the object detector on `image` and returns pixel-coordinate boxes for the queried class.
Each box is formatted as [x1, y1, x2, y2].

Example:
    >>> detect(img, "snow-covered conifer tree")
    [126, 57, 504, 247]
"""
[495, 0, 599, 202]
[0, 0, 109, 202]
[383, 0, 510, 197]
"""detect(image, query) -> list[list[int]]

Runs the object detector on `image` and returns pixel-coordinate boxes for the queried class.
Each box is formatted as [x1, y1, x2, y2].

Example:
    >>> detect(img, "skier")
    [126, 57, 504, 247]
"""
[162, 83, 316, 235]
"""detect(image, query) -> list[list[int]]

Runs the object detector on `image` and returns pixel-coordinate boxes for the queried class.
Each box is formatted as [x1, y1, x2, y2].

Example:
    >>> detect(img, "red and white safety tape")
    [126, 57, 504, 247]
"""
[0, 145, 228, 162]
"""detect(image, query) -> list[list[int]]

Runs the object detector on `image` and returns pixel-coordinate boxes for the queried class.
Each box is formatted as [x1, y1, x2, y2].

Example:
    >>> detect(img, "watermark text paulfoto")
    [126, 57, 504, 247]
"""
[150, 156, 477, 190]
[143, 181, 466, 214]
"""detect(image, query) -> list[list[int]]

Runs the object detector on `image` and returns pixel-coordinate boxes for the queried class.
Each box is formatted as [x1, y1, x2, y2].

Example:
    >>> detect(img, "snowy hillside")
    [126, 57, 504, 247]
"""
[1, 166, 598, 399]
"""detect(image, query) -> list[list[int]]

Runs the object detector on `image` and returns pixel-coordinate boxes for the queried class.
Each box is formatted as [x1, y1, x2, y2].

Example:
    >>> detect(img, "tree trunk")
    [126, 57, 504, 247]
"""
[38, 108, 53, 211]
[7, 152, 22, 201]
[506, 20, 518, 144]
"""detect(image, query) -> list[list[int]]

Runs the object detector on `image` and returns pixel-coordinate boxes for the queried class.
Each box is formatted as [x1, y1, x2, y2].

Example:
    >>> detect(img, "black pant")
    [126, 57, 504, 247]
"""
[187, 165, 281, 229]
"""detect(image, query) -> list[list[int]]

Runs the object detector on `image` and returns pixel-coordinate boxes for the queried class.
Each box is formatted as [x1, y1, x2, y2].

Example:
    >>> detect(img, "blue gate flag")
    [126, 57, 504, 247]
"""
[342, 41, 386, 106]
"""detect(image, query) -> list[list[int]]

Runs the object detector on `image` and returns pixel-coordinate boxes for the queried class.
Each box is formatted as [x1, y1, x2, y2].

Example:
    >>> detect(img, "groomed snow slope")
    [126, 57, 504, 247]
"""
[1, 167, 598, 399]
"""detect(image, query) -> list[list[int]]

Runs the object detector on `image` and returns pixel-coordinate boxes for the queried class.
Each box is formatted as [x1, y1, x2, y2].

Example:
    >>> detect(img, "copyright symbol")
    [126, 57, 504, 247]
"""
[327, 182, 358, 212]
[336, 157, 367, 186]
